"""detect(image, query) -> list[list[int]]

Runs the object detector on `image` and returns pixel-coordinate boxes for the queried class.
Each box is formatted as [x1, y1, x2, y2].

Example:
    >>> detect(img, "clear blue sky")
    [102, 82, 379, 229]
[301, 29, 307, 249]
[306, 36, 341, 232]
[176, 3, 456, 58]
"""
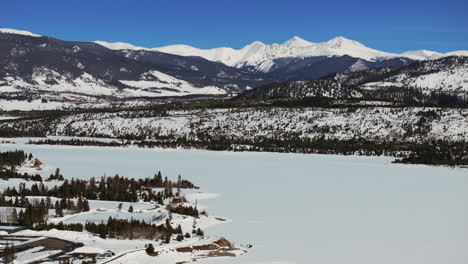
[1, 0, 467, 53]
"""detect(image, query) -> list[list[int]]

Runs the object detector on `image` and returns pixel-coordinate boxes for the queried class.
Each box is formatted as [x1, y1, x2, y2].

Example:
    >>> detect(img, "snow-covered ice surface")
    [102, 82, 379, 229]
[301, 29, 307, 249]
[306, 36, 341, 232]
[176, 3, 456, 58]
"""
[0, 140, 467, 264]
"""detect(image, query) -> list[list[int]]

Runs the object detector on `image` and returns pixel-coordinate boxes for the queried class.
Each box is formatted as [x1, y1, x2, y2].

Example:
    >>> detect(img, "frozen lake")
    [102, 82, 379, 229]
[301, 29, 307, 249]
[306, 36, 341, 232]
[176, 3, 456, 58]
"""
[1, 138, 467, 264]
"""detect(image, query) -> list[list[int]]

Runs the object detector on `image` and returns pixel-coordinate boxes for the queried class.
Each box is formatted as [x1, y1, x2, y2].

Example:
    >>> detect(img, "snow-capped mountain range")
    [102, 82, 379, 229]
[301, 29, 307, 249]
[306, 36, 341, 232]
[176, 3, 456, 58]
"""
[95, 35, 468, 72]
[0, 28, 467, 110]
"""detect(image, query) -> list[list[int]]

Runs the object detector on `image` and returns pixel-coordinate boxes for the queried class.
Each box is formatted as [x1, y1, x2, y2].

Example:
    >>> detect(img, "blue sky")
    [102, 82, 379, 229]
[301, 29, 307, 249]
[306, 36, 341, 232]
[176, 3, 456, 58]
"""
[1, 0, 467, 52]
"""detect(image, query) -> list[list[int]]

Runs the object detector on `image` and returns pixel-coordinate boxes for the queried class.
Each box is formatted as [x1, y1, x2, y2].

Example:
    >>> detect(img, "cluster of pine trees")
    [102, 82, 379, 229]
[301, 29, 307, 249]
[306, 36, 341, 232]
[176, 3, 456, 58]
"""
[0, 150, 29, 170]
[33, 221, 84, 232]
[0, 170, 43, 181]
[168, 204, 200, 218]
[84, 217, 189, 242]
[1, 173, 195, 203]
[0, 196, 90, 225]
[28, 139, 127, 147]
[2, 243, 15, 264]
[135, 135, 468, 166]
[393, 140, 468, 166]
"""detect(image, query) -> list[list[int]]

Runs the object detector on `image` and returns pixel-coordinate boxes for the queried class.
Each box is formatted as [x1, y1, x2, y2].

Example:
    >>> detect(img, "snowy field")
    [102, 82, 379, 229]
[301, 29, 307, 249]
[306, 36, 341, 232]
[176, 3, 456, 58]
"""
[0, 139, 467, 264]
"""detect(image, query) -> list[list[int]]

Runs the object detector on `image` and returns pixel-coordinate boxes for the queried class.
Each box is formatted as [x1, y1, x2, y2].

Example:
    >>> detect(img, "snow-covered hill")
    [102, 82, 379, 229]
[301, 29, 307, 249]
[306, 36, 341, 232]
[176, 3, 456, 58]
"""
[361, 57, 468, 92]
[0, 28, 270, 109]
[240, 56, 468, 101]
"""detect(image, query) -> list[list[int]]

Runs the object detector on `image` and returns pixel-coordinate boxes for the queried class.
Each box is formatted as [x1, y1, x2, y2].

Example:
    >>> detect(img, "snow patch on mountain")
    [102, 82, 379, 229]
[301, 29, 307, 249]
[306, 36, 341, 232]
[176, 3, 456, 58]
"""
[93, 41, 147, 51]
[298, 36, 396, 61]
[31, 67, 117, 96]
[445, 50, 468, 57]
[400, 50, 443, 60]
[282, 36, 315, 48]
[119, 70, 226, 96]
[0, 28, 41, 37]
[346, 59, 370, 72]
[361, 66, 468, 92]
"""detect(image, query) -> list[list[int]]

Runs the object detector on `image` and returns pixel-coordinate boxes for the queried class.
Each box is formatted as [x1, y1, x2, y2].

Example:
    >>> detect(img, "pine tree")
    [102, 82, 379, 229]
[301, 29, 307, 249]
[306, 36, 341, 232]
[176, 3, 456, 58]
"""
[83, 199, 90, 211]
[9, 208, 18, 224]
[146, 243, 155, 254]
[196, 228, 204, 237]
[55, 201, 63, 217]
[2, 242, 15, 264]
[18, 210, 24, 225]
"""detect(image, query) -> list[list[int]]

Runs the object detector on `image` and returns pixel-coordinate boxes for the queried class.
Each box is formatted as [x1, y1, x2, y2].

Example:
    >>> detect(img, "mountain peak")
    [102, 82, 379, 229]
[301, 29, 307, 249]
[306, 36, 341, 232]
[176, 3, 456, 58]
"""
[326, 36, 364, 48]
[94, 40, 146, 51]
[242, 41, 267, 51]
[0, 28, 41, 37]
[282, 36, 314, 48]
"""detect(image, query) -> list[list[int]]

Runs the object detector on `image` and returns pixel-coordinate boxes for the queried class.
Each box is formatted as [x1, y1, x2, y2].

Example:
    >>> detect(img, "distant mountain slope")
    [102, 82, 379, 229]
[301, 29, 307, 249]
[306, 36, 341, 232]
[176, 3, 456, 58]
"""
[96, 35, 468, 73]
[98, 36, 414, 72]
[238, 56, 468, 104]
[0, 29, 269, 107]
[0, 28, 466, 110]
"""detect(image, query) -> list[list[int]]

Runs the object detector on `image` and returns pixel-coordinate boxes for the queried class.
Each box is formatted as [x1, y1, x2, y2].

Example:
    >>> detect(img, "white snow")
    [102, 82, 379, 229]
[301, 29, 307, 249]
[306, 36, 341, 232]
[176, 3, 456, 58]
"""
[0, 28, 41, 37]
[282, 36, 315, 48]
[400, 50, 443, 60]
[95, 35, 468, 72]
[362, 62, 468, 92]
[120, 70, 226, 96]
[14, 246, 61, 264]
[94, 41, 147, 51]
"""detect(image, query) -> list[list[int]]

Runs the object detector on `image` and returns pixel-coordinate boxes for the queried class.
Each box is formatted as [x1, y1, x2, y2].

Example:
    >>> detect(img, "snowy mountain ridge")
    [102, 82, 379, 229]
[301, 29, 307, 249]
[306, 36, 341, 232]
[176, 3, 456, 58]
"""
[95, 35, 468, 72]
[0, 28, 466, 110]
[0, 28, 42, 37]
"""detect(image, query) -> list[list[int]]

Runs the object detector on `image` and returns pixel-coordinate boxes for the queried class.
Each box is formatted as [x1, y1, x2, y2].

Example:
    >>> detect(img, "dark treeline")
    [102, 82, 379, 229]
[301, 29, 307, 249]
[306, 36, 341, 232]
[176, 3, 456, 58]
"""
[393, 141, 468, 166]
[0, 170, 43, 181]
[8, 133, 468, 167]
[24, 135, 468, 166]
[0, 194, 90, 225]
[133, 136, 468, 166]
[360, 86, 468, 108]
[0, 150, 29, 169]
[0, 167, 65, 182]
[2, 173, 197, 203]
[167, 204, 200, 218]
[28, 139, 128, 147]
[34, 221, 84, 232]
[85, 217, 186, 241]
[0, 151, 46, 181]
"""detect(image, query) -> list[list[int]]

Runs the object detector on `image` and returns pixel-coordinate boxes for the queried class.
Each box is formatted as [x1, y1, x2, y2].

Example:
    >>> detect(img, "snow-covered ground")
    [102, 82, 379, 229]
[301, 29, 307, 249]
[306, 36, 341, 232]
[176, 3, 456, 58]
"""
[119, 70, 226, 97]
[361, 65, 468, 92]
[35, 107, 468, 142]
